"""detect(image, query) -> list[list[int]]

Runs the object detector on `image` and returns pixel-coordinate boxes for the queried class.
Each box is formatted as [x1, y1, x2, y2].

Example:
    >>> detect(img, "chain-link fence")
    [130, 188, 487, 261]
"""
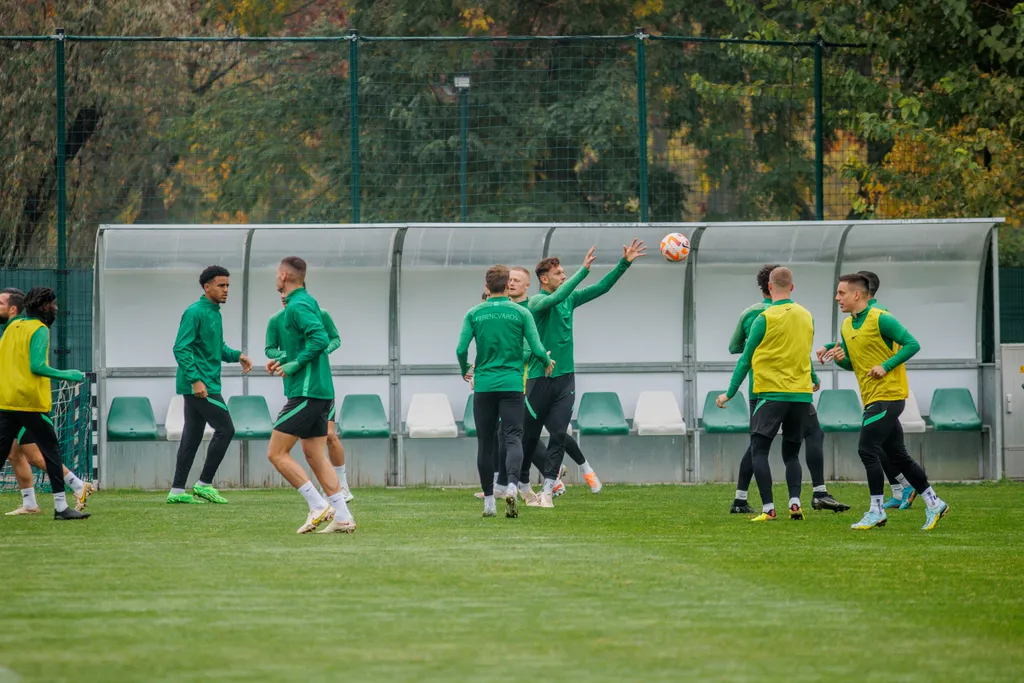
[2, 30, 1020, 364]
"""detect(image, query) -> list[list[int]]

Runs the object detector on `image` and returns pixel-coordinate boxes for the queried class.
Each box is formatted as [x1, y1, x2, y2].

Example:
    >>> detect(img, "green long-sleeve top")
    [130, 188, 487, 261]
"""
[277, 288, 333, 400]
[173, 296, 241, 395]
[834, 306, 920, 372]
[728, 298, 771, 355]
[527, 257, 632, 379]
[457, 297, 549, 393]
[266, 308, 340, 362]
[727, 302, 820, 401]
[823, 300, 888, 356]
[2, 314, 84, 382]
[516, 265, 591, 355]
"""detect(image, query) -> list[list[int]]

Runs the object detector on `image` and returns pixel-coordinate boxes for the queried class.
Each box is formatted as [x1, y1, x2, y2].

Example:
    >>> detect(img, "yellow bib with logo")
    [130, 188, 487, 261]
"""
[751, 302, 814, 395]
[0, 318, 51, 412]
[841, 308, 908, 405]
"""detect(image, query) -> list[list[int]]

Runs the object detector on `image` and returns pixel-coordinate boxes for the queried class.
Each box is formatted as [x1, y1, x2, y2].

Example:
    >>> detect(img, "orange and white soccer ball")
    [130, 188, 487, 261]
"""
[660, 232, 690, 262]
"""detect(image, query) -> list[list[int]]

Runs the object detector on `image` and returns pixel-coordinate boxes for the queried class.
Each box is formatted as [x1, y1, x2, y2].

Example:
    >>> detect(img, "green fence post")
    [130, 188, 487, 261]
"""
[813, 35, 824, 221]
[349, 29, 360, 224]
[457, 74, 470, 222]
[55, 27, 68, 362]
[636, 27, 649, 223]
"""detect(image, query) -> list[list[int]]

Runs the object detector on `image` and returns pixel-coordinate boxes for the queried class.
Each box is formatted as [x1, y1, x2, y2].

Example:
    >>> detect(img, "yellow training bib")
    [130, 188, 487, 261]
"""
[841, 308, 908, 405]
[751, 302, 814, 395]
[0, 318, 51, 412]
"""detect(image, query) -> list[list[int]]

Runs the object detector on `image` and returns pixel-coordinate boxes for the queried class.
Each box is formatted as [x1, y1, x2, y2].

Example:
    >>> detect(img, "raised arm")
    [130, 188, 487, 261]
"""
[172, 309, 201, 385]
[726, 314, 766, 399]
[321, 310, 342, 355]
[528, 266, 590, 313]
[569, 257, 631, 308]
[29, 327, 84, 382]
[456, 312, 474, 377]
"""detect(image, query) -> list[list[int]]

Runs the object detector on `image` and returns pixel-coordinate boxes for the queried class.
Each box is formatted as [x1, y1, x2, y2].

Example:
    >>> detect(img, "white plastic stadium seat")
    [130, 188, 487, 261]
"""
[634, 391, 687, 436]
[406, 393, 459, 438]
[164, 395, 214, 442]
[900, 390, 927, 434]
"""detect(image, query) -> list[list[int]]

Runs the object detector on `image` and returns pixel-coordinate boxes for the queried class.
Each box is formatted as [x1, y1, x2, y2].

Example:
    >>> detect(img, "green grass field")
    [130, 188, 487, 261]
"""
[1, 482, 1022, 683]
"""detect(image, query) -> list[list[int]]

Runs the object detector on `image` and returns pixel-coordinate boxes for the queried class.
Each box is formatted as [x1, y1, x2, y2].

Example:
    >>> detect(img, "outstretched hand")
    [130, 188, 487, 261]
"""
[623, 238, 647, 263]
[583, 246, 597, 269]
[715, 393, 730, 409]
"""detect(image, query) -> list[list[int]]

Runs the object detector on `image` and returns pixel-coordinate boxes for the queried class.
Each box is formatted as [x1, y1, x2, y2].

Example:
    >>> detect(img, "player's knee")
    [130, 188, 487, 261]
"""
[217, 422, 236, 441]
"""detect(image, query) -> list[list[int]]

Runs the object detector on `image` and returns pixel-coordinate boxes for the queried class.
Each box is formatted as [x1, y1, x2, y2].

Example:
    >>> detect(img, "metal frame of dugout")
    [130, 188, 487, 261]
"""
[92, 219, 1005, 490]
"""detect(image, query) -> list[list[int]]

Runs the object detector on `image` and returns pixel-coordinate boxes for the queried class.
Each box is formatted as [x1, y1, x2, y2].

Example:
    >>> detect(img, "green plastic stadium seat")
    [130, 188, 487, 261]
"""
[107, 397, 159, 441]
[929, 388, 982, 431]
[577, 392, 629, 436]
[817, 390, 862, 432]
[228, 396, 273, 440]
[463, 395, 477, 437]
[339, 394, 390, 439]
[701, 391, 749, 434]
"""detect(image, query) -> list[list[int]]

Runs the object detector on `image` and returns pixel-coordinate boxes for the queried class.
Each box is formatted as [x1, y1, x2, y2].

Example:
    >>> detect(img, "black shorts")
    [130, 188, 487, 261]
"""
[16, 427, 36, 447]
[274, 397, 333, 439]
[750, 399, 818, 443]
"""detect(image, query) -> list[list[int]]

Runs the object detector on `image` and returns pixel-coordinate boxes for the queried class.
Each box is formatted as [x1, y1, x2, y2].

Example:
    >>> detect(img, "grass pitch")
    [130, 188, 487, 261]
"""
[1, 482, 1022, 683]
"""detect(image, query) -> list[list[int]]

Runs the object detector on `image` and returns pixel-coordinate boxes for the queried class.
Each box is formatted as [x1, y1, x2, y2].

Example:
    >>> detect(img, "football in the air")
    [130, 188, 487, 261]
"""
[660, 233, 690, 262]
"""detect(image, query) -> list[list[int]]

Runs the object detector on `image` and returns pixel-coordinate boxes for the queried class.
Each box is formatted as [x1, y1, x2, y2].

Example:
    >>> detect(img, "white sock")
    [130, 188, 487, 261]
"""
[492, 472, 499, 485]
[581, 462, 594, 475]
[896, 473, 910, 487]
[196, 480, 211, 488]
[327, 492, 353, 522]
[21, 487, 38, 510]
[493, 484, 506, 496]
[542, 478, 555, 494]
[484, 495, 495, 508]
[921, 486, 941, 510]
[789, 497, 801, 508]
[53, 492, 68, 513]
[812, 485, 827, 494]
[735, 489, 748, 501]
[336, 465, 349, 489]
[297, 481, 327, 512]
[518, 482, 532, 493]
[63, 471, 84, 495]
[170, 487, 186, 496]
[762, 502, 775, 514]
[870, 495, 884, 515]
[890, 484, 904, 499]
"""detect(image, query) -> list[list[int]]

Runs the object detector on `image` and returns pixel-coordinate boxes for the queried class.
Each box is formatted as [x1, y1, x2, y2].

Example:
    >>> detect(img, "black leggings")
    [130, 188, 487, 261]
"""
[858, 400, 930, 497]
[521, 374, 576, 481]
[172, 394, 236, 489]
[0, 411, 65, 495]
[474, 391, 525, 493]
[738, 401, 826, 492]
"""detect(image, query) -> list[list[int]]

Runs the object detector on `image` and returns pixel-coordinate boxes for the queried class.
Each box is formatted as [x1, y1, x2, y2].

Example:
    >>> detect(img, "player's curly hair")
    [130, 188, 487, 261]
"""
[199, 265, 230, 287]
[756, 264, 781, 297]
[23, 287, 56, 318]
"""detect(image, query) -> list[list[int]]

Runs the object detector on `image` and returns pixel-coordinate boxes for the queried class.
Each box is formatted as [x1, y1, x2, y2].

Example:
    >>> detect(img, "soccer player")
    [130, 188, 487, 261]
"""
[266, 256, 355, 534]
[816, 271, 918, 511]
[456, 265, 554, 518]
[0, 288, 90, 520]
[520, 239, 646, 507]
[727, 265, 848, 514]
[168, 266, 252, 505]
[266, 293, 352, 503]
[823, 274, 949, 531]
[716, 267, 818, 522]
[502, 262, 593, 502]
[0, 287, 93, 515]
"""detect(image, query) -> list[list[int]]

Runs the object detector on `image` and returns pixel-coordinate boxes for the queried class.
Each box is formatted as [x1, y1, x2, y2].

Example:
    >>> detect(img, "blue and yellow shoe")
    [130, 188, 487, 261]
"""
[851, 510, 887, 530]
[898, 487, 917, 511]
[882, 496, 902, 509]
[921, 502, 949, 531]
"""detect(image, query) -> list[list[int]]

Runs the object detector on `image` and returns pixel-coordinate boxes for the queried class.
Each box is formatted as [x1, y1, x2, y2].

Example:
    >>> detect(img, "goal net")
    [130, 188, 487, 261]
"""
[0, 378, 94, 493]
